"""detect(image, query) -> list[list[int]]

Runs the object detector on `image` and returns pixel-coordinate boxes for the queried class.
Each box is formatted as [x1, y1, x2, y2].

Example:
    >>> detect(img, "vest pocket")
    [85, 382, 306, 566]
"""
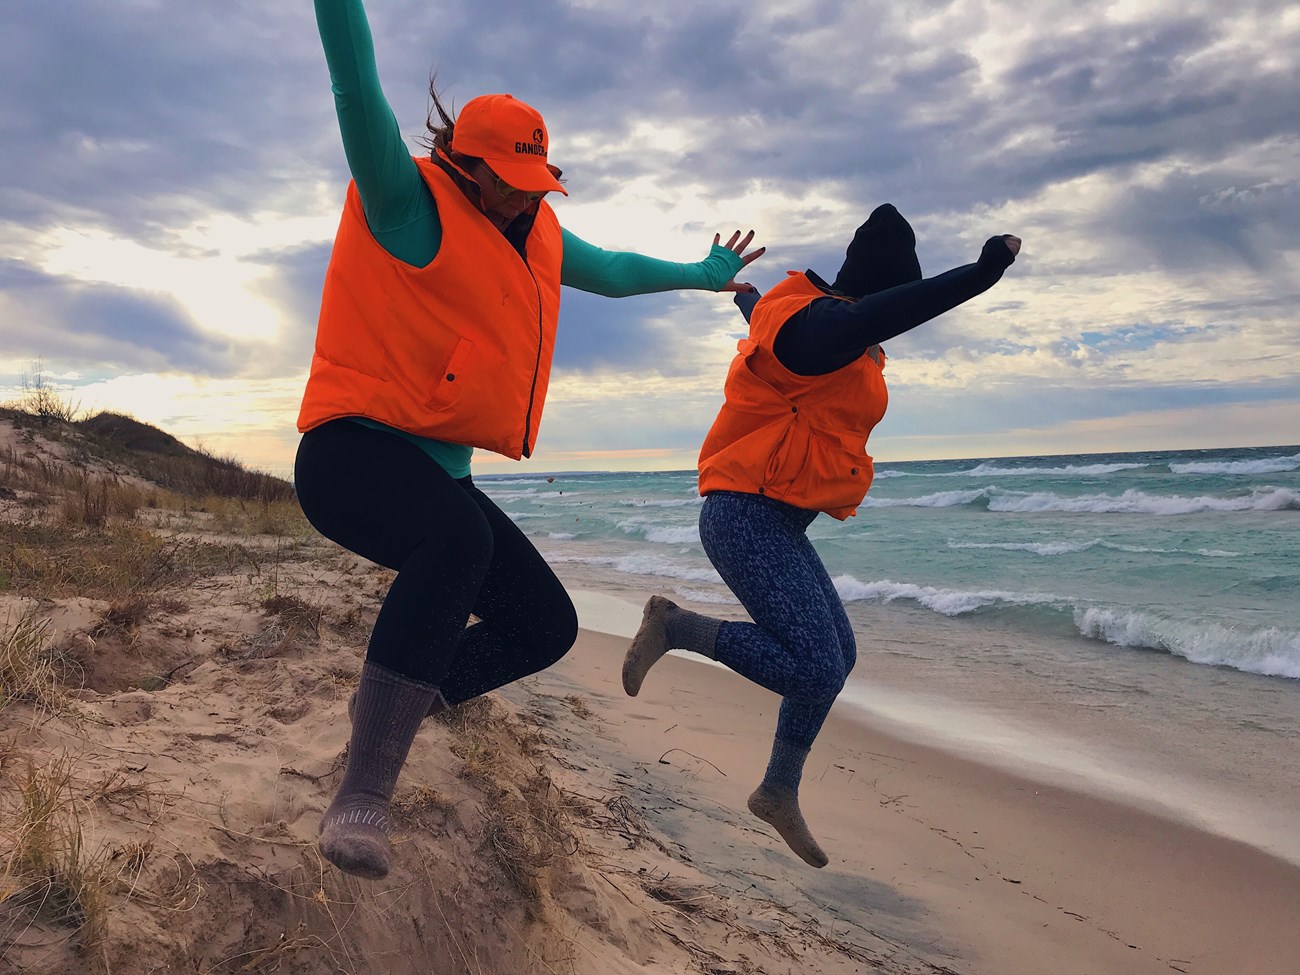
[764, 423, 873, 514]
[426, 336, 476, 411]
[763, 418, 808, 498]
[803, 429, 874, 513]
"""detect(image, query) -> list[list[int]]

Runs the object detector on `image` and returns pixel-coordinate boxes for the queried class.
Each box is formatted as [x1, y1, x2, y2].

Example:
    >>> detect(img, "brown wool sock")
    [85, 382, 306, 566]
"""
[319, 661, 440, 879]
[348, 685, 448, 724]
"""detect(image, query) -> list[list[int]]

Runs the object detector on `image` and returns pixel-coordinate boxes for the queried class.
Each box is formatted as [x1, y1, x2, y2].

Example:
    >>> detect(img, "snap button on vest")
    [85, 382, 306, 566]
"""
[851, 467, 859, 475]
[446, 373, 456, 382]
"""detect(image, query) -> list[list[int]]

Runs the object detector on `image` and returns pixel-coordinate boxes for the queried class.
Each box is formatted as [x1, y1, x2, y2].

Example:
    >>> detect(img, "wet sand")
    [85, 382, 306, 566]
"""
[537, 610, 1300, 975]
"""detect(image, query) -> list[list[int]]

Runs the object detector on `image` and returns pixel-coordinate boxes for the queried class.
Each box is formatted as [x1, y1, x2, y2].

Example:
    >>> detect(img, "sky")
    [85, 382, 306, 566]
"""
[2, 0, 1298, 476]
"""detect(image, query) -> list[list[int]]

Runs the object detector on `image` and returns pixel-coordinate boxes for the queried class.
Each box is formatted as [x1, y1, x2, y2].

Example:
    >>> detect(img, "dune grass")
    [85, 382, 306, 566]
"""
[0, 612, 69, 716]
[0, 754, 115, 958]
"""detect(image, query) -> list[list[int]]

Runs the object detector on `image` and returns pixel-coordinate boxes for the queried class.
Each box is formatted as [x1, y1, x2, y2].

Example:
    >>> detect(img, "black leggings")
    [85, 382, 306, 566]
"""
[293, 419, 578, 701]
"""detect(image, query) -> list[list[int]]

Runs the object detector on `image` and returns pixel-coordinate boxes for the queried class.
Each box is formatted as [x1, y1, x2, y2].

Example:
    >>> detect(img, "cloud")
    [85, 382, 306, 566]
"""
[0, 5, 335, 243]
[244, 240, 335, 376]
[0, 260, 239, 375]
[552, 289, 739, 375]
[1, 0, 1296, 468]
[1105, 171, 1300, 275]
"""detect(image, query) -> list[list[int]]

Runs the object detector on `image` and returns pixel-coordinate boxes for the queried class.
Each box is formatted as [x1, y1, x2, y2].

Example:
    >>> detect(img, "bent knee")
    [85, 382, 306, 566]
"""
[534, 599, 579, 669]
[840, 644, 858, 680]
[784, 656, 848, 704]
[555, 600, 580, 654]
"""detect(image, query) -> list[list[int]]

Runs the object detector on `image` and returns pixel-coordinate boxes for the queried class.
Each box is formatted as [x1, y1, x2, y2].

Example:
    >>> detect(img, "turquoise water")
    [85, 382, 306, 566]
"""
[479, 444, 1300, 680]
[479, 445, 1300, 862]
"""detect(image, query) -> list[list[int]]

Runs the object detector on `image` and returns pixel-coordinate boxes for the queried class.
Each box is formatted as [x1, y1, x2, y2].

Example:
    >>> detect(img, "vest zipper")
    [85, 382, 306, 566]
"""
[521, 270, 544, 458]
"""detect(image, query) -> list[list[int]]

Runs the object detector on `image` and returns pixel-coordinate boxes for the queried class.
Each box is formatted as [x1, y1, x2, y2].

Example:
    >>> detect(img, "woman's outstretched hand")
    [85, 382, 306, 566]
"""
[716, 230, 766, 292]
[979, 234, 1022, 273]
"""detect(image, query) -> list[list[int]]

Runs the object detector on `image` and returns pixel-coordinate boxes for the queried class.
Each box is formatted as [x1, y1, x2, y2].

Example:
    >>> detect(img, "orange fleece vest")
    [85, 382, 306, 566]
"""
[296, 156, 564, 459]
[697, 272, 889, 519]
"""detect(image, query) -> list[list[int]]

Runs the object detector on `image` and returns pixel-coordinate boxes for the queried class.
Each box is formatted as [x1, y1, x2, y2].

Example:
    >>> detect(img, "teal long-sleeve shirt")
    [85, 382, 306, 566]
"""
[314, 0, 742, 475]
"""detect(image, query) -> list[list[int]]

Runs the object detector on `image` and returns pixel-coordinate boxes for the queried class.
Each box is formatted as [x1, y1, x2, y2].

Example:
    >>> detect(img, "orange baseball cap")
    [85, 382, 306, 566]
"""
[451, 94, 568, 196]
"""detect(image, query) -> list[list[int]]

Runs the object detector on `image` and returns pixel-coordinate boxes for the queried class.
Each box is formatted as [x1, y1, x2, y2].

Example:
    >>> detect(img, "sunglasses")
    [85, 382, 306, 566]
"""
[478, 163, 546, 203]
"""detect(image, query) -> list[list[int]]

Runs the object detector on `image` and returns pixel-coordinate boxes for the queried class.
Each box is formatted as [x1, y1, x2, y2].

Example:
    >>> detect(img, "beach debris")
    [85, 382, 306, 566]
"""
[658, 748, 728, 777]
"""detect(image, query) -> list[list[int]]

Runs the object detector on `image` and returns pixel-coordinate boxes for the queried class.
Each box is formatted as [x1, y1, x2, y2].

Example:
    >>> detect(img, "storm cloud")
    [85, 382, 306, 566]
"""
[1, 0, 1296, 471]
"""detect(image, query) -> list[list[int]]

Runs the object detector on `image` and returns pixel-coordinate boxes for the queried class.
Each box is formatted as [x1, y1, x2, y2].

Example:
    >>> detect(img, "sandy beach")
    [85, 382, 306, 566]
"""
[3, 413, 1299, 974]
[526, 618, 1300, 975]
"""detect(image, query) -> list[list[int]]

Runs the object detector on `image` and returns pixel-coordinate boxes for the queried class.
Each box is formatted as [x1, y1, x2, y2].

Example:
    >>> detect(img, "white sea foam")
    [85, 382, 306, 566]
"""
[949, 539, 1104, 556]
[484, 489, 541, 502]
[506, 512, 545, 522]
[644, 526, 700, 545]
[548, 552, 721, 584]
[617, 520, 700, 545]
[1169, 453, 1300, 475]
[1074, 607, 1300, 680]
[960, 462, 1148, 477]
[871, 462, 1147, 479]
[832, 572, 1300, 679]
[864, 485, 1299, 514]
[672, 586, 739, 605]
[547, 532, 578, 540]
[948, 539, 1243, 558]
[860, 488, 989, 508]
[988, 487, 1300, 515]
[833, 575, 1060, 616]
[617, 497, 703, 508]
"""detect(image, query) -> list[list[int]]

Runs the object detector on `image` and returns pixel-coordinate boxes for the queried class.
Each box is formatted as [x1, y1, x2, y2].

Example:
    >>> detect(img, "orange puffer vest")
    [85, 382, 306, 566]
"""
[697, 272, 888, 519]
[296, 156, 564, 460]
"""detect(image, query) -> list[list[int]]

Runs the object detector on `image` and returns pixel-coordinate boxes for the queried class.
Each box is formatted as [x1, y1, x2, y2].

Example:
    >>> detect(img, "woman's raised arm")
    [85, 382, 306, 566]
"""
[314, 0, 437, 255]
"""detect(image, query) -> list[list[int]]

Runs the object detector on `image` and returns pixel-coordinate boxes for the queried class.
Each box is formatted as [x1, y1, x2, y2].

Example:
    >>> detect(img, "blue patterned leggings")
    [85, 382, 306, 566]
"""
[698, 491, 857, 749]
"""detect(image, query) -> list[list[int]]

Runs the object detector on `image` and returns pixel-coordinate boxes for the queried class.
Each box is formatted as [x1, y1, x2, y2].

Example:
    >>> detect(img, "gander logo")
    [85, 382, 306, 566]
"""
[514, 129, 547, 157]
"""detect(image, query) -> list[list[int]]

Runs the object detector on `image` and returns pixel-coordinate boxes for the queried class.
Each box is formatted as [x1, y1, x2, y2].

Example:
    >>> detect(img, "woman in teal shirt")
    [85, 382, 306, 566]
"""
[296, 0, 763, 880]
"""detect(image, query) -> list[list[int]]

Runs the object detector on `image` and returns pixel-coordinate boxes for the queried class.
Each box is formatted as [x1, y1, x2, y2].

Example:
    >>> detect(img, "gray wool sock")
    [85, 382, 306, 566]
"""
[761, 737, 811, 794]
[664, 603, 723, 658]
[319, 661, 439, 879]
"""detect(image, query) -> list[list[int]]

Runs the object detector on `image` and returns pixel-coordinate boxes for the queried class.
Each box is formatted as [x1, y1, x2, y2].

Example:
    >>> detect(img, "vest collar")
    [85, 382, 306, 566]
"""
[430, 149, 538, 259]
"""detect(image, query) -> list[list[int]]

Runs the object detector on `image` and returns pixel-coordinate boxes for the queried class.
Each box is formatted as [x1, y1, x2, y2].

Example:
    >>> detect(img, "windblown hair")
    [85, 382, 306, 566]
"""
[422, 77, 458, 157]
[417, 77, 486, 205]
